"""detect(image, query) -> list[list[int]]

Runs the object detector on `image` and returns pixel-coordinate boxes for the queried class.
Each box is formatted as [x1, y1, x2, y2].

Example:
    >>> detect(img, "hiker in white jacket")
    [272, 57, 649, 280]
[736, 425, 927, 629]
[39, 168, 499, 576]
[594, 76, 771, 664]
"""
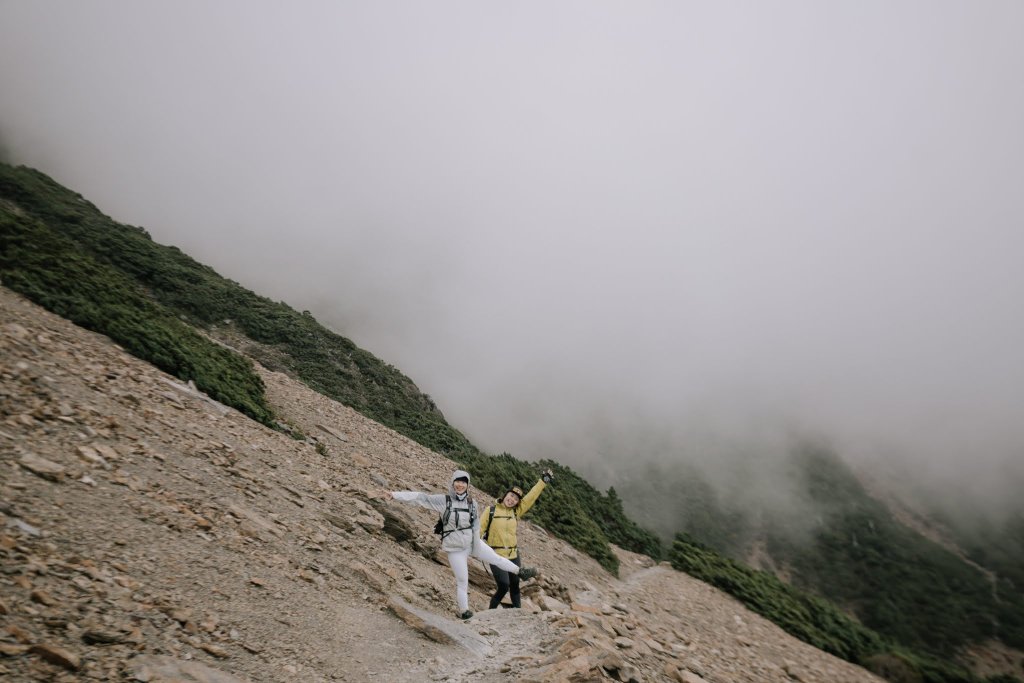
[390, 469, 537, 619]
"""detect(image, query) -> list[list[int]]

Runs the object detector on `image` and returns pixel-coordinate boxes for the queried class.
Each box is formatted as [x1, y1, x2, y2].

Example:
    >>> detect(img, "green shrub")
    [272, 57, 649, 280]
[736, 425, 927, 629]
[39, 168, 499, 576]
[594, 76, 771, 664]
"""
[0, 199, 273, 425]
[670, 534, 979, 683]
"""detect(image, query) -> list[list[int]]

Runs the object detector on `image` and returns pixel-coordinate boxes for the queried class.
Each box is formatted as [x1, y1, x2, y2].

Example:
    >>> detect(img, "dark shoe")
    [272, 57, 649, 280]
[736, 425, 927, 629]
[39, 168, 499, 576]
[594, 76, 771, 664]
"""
[459, 610, 473, 620]
[519, 567, 538, 581]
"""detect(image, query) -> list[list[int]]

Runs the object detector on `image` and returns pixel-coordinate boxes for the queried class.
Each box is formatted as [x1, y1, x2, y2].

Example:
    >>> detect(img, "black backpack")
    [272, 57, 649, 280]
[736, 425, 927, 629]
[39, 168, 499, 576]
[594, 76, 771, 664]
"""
[481, 505, 497, 542]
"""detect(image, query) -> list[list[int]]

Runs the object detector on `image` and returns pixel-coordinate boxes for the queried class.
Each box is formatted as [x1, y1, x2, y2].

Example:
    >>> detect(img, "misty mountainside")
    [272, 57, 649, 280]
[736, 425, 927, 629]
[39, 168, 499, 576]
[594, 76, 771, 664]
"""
[0, 162, 659, 576]
[2, 162, 1022, 683]
[1, 283, 901, 683]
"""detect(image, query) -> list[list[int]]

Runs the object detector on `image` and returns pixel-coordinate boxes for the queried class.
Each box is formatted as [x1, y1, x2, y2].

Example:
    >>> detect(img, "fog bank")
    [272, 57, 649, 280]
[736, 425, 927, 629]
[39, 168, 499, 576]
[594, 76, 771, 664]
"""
[2, 2, 1022, 518]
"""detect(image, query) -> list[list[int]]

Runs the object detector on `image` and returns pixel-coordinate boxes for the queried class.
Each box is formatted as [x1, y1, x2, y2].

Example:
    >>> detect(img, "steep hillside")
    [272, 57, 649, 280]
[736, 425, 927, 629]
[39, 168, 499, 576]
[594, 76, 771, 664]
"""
[0, 286, 888, 682]
[0, 162, 660, 575]
[2, 162, 1020, 682]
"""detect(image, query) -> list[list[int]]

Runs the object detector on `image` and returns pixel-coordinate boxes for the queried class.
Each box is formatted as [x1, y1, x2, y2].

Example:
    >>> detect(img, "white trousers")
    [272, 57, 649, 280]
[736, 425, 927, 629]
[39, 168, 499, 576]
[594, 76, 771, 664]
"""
[447, 541, 520, 612]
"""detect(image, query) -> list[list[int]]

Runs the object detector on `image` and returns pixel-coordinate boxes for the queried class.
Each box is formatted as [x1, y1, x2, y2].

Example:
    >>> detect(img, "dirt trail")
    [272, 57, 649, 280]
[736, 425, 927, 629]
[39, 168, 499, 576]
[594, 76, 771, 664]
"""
[0, 286, 885, 682]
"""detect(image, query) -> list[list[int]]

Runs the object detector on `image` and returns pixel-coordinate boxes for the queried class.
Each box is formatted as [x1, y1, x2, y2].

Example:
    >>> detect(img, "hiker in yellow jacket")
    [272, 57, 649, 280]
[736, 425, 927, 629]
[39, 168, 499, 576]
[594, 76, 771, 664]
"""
[479, 468, 553, 609]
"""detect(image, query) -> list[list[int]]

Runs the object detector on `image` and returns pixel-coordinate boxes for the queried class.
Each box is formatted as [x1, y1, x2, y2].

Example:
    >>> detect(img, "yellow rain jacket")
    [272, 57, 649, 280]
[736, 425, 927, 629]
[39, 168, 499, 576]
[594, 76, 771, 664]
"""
[479, 479, 546, 560]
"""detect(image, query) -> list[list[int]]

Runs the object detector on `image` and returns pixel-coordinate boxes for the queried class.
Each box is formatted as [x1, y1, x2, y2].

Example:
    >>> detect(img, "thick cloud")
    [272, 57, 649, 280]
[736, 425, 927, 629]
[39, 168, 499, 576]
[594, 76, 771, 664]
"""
[2, 2, 1022, 516]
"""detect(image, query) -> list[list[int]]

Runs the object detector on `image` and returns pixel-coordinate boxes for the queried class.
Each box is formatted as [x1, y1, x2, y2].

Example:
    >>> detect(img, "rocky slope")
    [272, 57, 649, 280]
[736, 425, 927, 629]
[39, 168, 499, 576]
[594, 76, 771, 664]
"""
[0, 285, 884, 682]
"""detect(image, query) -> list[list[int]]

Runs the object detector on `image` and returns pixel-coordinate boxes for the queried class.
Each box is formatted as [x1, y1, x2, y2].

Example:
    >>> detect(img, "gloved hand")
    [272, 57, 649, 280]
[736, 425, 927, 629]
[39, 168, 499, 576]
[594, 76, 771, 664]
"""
[541, 468, 554, 484]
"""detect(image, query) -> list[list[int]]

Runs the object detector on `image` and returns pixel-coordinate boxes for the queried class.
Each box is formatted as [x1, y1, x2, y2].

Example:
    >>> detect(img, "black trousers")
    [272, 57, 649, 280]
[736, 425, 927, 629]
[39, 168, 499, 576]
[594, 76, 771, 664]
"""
[488, 554, 522, 609]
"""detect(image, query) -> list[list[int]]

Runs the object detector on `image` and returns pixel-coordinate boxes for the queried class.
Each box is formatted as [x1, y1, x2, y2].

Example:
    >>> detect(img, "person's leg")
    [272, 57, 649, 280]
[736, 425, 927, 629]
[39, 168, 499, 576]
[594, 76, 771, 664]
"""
[446, 549, 470, 613]
[488, 564, 511, 609]
[472, 539, 520, 574]
[508, 555, 522, 608]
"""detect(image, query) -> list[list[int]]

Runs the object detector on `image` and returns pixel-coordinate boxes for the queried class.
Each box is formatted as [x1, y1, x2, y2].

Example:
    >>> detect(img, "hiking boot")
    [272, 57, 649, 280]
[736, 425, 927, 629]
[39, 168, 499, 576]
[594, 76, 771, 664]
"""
[519, 566, 539, 581]
[459, 609, 473, 620]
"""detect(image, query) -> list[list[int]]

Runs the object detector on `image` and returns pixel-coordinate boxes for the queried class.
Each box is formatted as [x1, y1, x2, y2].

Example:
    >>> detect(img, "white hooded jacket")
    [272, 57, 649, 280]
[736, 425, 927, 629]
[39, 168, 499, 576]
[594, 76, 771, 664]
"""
[392, 469, 479, 553]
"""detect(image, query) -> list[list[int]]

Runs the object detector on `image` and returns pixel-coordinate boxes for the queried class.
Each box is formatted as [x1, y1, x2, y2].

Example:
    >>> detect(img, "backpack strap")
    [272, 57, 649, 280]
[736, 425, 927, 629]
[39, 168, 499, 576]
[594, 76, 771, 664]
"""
[433, 495, 451, 535]
[482, 505, 496, 542]
[442, 494, 452, 526]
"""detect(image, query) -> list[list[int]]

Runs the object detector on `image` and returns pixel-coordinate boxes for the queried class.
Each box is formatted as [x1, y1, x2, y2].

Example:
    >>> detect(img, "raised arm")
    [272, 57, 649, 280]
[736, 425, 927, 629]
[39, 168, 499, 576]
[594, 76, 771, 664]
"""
[516, 479, 547, 517]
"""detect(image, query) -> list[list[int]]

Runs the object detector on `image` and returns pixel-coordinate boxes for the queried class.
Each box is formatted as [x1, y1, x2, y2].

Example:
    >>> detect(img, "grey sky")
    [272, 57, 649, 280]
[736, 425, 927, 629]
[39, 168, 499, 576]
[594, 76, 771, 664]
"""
[2, 2, 1023, 508]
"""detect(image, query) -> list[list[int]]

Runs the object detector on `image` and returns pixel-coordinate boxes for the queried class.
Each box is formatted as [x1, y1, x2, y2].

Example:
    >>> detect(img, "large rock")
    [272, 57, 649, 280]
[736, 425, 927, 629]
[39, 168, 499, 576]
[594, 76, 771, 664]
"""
[537, 593, 571, 613]
[29, 643, 80, 671]
[226, 503, 280, 540]
[129, 655, 251, 682]
[354, 504, 385, 534]
[316, 423, 349, 442]
[371, 500, 418, 543]
[387, 599, 455, 645]
[18, 453, 66, 481]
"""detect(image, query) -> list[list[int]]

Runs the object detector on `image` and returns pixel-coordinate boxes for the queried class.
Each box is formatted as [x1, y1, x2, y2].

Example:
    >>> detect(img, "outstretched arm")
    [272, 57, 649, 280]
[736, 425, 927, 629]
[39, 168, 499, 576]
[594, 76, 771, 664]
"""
[391, 491, 449, 513]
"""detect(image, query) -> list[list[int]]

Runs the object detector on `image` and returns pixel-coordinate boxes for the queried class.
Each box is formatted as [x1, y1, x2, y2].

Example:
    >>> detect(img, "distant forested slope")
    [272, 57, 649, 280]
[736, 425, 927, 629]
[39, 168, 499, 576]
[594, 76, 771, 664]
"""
[619, 448, 1024, 681]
